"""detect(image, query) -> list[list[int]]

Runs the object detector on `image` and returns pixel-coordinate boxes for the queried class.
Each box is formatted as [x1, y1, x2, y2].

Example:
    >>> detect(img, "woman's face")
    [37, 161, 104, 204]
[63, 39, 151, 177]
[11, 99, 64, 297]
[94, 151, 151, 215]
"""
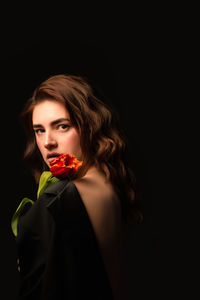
[32, 100, 82, 167]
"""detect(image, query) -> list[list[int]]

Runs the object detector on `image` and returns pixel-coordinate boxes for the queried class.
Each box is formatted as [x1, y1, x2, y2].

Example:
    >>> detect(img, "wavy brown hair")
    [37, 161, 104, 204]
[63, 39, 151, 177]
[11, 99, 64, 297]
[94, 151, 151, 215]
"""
[21, 74, 143, 224]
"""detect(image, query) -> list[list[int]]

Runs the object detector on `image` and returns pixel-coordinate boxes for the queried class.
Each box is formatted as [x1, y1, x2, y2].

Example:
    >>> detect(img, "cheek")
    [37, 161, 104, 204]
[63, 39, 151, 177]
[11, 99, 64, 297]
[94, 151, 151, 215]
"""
[62, 130, 81, 154]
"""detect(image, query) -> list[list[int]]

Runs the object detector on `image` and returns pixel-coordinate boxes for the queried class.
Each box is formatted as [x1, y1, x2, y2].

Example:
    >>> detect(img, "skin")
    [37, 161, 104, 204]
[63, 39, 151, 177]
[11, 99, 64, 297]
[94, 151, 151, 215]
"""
[32, 100, 82, 167]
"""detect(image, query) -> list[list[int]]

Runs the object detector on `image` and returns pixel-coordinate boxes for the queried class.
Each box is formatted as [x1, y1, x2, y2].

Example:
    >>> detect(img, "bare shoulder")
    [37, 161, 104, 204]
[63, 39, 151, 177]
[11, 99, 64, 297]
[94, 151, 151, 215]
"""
[72, 166, 120, 209]
[73, 167, 128, 299]
[72, 166, 122, 244]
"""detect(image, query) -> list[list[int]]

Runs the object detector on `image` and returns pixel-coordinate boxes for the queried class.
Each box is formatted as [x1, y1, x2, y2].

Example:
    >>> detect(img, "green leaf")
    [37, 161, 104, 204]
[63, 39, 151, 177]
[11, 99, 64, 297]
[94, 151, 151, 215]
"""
[11, 172, 59, 237]
[37, 171, 59, 199]
[11, 197, 34, 237]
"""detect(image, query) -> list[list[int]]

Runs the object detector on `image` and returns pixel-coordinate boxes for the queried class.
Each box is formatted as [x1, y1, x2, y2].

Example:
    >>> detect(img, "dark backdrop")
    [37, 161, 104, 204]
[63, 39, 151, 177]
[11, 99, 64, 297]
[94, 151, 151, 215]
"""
[0, 12, 166, 299]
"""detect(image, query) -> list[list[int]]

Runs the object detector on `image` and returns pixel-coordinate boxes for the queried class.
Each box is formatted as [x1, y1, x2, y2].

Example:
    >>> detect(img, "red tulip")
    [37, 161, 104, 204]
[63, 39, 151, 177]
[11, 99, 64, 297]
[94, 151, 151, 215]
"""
[50, 153, 83, 179]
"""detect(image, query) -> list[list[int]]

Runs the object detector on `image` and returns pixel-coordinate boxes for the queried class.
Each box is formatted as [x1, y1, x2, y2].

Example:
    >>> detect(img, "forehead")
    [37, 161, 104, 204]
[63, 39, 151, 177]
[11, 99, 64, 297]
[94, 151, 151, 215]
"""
[32, 100, 70, 123]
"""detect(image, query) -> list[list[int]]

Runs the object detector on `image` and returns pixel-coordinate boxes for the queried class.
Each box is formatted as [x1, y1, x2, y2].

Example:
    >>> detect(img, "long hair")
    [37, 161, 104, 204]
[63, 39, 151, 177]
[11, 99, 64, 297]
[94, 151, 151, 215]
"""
[21, 74, 143, 224]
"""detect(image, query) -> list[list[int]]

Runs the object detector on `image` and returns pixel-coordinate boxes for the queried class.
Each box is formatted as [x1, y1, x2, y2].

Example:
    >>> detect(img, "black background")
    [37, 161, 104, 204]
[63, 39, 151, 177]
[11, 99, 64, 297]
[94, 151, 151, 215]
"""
[0, 6, 175, 299]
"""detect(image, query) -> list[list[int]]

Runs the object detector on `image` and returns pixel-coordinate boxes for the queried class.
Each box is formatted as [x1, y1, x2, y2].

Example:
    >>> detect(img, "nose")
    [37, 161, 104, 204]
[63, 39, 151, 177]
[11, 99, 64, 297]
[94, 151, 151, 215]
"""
[44, 131, 58, 150]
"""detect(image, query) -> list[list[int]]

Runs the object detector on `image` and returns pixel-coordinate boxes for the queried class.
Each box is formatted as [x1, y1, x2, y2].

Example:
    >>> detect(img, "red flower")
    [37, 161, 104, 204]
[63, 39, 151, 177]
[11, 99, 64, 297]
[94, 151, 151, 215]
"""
[50, 153, 83, 179]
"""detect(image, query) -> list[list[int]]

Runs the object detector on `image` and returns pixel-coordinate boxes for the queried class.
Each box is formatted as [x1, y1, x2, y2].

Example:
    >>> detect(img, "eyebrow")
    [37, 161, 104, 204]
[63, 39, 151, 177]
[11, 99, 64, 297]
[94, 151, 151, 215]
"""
[33, 118, 71, 128]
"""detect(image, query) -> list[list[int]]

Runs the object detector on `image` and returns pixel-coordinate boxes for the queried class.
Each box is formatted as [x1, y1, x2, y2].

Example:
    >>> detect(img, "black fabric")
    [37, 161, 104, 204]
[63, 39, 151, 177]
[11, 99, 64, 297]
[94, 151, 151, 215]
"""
[16, 179, 114, 299]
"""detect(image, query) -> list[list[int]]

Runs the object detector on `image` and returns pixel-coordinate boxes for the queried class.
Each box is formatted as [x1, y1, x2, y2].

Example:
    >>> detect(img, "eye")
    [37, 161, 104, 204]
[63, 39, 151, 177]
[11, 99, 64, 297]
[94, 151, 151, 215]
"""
[58, 124, 70, 131]
[34, 128, 45, 135]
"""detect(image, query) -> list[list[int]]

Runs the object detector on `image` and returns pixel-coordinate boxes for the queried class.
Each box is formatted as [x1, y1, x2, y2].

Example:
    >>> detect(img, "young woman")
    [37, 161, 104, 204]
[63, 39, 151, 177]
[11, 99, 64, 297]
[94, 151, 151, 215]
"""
[13, 74, 142, 300]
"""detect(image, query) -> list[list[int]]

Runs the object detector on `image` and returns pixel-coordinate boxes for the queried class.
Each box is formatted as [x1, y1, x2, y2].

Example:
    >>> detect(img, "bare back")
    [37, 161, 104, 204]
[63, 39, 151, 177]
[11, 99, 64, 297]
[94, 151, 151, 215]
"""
[72, 166, 128, 300]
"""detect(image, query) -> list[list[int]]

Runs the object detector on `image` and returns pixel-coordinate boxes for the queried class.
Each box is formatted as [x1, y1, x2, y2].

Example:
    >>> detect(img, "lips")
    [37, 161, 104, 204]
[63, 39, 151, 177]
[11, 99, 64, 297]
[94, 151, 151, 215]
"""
[47, 152, 61, 163]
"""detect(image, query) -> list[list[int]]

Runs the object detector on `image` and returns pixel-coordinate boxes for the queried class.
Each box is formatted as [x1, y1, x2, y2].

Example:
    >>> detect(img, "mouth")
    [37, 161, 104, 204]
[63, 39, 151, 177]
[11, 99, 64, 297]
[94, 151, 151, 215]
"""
[46, 152, 61, 163]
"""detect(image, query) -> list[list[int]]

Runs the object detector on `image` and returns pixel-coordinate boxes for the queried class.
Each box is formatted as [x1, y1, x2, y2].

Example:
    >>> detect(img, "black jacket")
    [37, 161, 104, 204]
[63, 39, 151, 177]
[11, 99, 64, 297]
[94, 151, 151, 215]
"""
[16, 178, 113, 299]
